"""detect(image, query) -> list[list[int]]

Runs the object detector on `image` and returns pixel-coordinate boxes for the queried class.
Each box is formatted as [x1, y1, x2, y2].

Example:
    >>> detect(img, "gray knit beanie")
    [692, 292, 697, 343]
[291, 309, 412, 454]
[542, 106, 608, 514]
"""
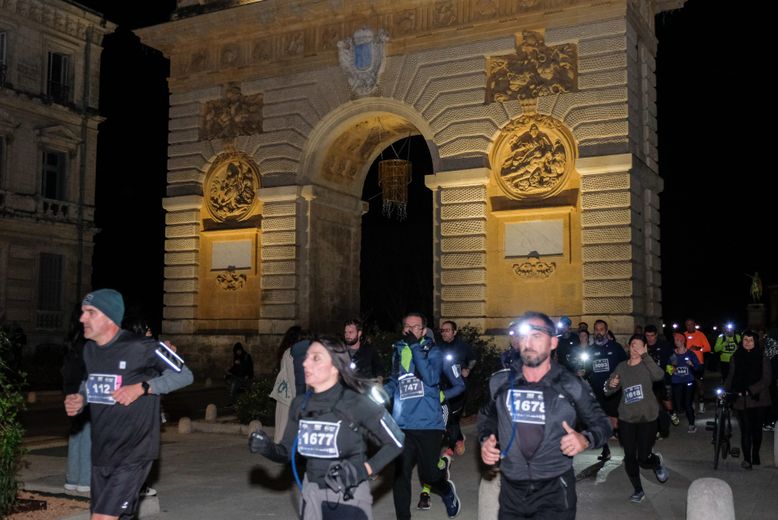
[82, 288, 125, 326]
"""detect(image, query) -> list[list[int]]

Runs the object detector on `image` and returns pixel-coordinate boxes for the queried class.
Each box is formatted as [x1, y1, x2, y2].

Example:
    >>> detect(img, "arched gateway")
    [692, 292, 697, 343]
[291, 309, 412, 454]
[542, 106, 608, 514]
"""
[137, 0, 682, 372]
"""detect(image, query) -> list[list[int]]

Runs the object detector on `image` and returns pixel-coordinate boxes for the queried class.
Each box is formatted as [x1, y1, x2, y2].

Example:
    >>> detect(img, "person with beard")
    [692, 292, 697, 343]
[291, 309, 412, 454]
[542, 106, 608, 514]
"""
[725, 330, 772, 469]
[344, 319, 383, 378]
[479, 311, 611, 519]
[587, 319, 627, 461]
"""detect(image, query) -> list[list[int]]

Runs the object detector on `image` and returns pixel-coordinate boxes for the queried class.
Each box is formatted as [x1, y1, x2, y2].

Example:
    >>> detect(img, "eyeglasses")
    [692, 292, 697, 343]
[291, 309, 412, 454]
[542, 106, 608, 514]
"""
[403, 324, 423, 331]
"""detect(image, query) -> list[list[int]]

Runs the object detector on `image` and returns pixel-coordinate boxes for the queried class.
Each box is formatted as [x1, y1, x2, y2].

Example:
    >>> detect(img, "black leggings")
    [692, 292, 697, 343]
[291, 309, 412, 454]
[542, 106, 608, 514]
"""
[618, 419, 660, 493]
[671, 382, 695, 425]
[393, 430, 451, 520]
[735, 407, 766, 463]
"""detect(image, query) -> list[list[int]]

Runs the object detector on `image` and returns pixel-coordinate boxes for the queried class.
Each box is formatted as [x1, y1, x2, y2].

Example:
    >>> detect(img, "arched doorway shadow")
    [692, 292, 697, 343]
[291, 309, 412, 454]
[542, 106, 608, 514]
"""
[298, 101, 438, 333]
[360, 136, 433, 331]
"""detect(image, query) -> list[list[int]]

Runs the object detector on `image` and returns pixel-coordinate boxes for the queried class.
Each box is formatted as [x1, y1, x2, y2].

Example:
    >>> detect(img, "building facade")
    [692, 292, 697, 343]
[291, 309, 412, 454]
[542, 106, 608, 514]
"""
[138, 0, 683, 368]
[0, 0, 113, 348]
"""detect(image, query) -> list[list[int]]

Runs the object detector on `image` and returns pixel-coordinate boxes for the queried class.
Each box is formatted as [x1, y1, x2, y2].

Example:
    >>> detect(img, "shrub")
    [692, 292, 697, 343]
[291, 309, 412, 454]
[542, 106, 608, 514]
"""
[0, 330, 26, 516]
[455, 325, 503, 417]
[234, 375, 277, 426]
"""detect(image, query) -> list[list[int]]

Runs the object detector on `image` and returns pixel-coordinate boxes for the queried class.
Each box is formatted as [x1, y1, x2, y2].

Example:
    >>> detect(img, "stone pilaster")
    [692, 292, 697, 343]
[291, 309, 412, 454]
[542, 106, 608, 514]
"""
[425, 168, 490, 331]
[161, 195, 202, 334]
[578, 153, 662, 334]
[257, 186, 300, 334]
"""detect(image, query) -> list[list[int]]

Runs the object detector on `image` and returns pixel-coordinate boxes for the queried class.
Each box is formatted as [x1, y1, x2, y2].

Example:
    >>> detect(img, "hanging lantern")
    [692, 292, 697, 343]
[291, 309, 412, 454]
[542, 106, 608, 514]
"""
[378, 159, 411, 220]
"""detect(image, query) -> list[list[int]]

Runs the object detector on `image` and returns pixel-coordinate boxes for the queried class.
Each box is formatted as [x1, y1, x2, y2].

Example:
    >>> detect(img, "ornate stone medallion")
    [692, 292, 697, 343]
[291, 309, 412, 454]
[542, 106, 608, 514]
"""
[204, 152, 261, 222]
[492, 114, 575, 200]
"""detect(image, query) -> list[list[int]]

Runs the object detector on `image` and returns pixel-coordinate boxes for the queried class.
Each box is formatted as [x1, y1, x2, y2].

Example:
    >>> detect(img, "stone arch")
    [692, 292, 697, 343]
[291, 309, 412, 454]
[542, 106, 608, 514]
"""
[299, 98, 440, 196]
[290, 99, 439, 332]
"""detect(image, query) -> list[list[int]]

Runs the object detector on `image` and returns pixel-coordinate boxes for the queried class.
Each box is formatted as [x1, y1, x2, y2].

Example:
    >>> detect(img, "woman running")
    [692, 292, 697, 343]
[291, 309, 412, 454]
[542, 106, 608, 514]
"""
[249, 335, 404, 519]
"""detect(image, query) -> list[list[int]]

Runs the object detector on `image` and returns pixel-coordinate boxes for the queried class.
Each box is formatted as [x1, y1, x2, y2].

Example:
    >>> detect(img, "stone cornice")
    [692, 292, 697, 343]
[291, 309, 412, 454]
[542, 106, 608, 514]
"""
[137, 0, 635, 91]
[0, 0, 116, 44]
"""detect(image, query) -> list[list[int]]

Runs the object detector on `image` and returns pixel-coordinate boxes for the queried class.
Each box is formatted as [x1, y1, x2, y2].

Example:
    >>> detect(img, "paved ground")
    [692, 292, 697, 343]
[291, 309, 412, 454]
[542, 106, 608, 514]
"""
[21, 406, 778, 520]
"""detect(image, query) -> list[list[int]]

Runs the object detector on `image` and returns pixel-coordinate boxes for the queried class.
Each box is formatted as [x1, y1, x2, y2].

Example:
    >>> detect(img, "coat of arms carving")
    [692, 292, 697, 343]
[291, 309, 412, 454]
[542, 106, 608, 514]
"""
[338, 28, 389, 97]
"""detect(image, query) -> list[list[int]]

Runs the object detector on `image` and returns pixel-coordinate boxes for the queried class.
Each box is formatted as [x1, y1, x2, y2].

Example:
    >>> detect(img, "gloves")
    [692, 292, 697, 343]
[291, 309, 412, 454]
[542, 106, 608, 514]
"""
[324, 460, 367, 501]
[403, 331, 419, 347]
[248, 430, 271, 455]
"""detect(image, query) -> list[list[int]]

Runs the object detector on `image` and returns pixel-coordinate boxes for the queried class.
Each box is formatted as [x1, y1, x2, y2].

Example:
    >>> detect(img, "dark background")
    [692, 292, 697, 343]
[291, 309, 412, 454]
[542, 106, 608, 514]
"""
[77, 0, 770, 334]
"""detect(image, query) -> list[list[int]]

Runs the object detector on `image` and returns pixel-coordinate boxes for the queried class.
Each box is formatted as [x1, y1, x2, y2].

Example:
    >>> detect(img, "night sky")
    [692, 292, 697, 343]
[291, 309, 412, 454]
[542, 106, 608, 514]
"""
[76, 0, 768, 334]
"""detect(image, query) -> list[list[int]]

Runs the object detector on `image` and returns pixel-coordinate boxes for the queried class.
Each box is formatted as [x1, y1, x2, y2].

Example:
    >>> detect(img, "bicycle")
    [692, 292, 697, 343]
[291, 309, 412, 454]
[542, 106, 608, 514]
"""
[706, 388, 739, 469]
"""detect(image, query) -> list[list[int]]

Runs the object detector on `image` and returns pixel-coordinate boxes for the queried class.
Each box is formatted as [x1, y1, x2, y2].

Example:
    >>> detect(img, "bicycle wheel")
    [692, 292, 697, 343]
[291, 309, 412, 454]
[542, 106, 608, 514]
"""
[720, 415, 730, 460]
[717, 409, 729, 464]
[713, 411, 721, 469]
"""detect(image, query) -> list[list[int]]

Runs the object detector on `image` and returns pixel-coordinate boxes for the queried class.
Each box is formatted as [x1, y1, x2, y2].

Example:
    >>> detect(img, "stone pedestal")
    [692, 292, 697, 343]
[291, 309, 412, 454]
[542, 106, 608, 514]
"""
[747, 303, 767, 331]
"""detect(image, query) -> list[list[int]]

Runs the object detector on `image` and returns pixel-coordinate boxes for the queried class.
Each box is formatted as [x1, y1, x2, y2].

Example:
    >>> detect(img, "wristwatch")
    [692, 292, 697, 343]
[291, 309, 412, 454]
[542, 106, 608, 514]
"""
[141, 381, 150, 395]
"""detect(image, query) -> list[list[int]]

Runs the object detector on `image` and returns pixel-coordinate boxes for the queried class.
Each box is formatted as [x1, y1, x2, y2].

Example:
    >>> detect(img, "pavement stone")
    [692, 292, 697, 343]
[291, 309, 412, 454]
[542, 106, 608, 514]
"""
[19, 413, 778, 520]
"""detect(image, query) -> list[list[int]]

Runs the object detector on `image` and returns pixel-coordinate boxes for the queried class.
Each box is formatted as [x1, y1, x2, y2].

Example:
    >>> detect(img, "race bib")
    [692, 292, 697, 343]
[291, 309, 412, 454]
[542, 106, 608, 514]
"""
[297, 420, 341, 458]
[505, 389, 546, 424]
[592, 358, 610, 373]
[86, 374, 122, 405]
[399, 374, 424, 400]
[624, 384, 644, 405]
[676, 366, 689, 376]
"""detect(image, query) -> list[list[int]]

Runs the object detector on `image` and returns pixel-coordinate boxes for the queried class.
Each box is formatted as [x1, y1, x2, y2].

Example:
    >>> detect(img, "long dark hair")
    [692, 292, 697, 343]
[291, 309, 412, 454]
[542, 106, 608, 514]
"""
[311, 335, 378, 394]
[277, 325, 307, 367]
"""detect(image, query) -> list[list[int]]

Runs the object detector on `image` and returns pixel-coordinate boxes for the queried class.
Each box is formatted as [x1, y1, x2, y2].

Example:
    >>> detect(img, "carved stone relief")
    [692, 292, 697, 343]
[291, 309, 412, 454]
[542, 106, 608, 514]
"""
[284, 31, 305, 57]
[393, 9, 416, 35]
[486, 30, 578, 102]
[433, 1, 457, 27]
[338, 28, 389, 97]
[492, 114, 575, 200]
[216, 270, 247, 290]
[220, 43, 241, 67]
[513, 253, 557, 279]
[204, 151, 261, 223]
[472, 0, 499, 20]
[164, 1, 596, 80]
[320, 25, 341, 51]
[189, 50, 208, 73]
[252, 40, 273, 63]
[201, 84, 263, 141]
[321, 115, 416, 185]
